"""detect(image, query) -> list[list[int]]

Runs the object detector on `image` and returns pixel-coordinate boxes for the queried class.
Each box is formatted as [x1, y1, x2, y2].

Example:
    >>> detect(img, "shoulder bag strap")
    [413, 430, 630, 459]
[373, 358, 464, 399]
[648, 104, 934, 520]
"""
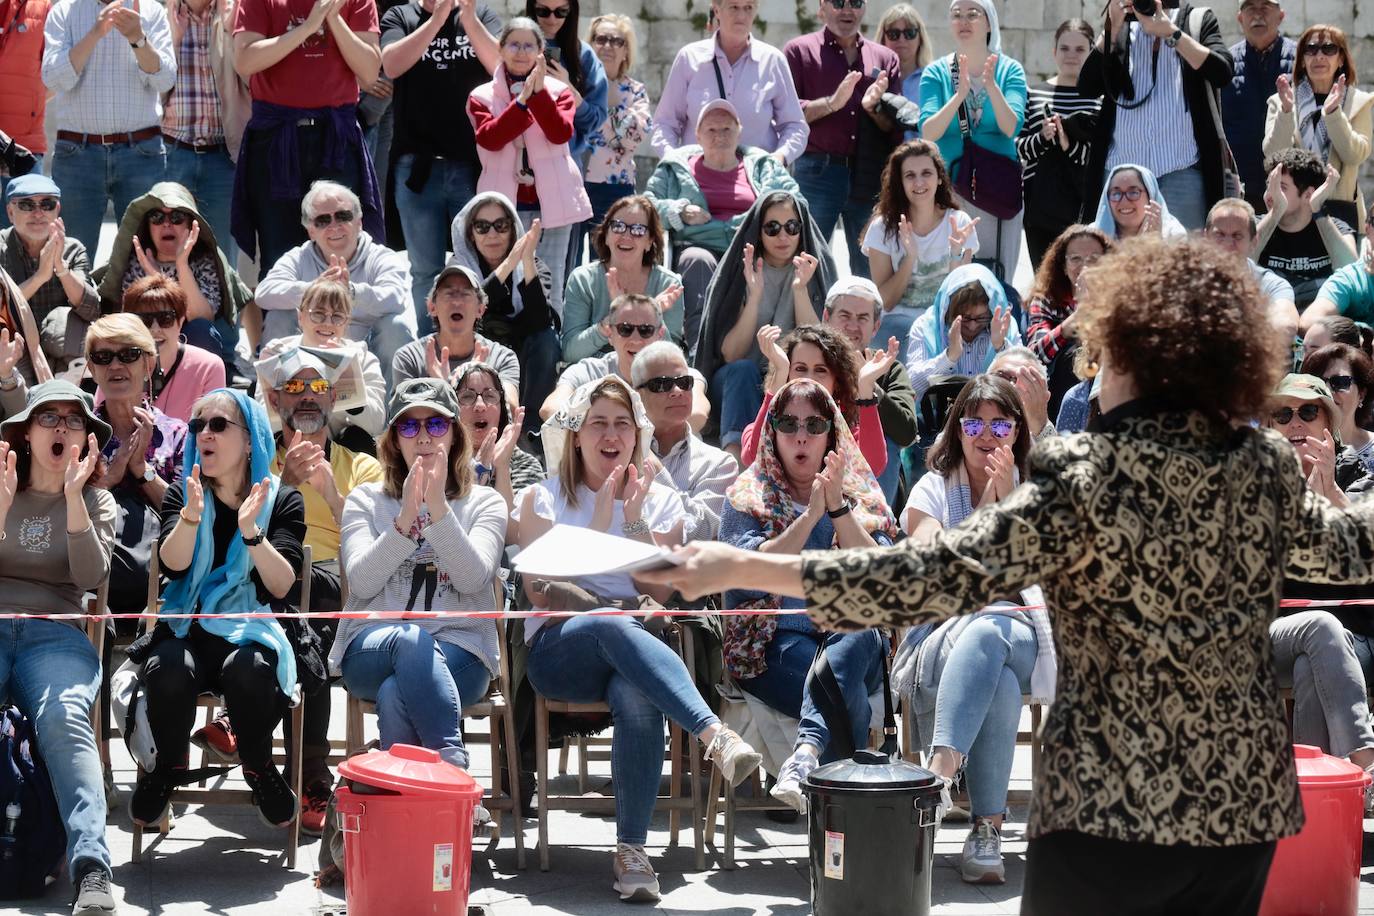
[1187, 7, 1240, 175]
[711, 55, 728, 100]
[952, 56, 972, 139]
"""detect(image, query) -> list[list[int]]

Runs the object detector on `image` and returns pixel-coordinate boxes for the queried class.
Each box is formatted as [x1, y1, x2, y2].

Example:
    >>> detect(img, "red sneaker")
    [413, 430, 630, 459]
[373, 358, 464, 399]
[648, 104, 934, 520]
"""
[190, 711, 239, 764]
[300, 780, 332, 837]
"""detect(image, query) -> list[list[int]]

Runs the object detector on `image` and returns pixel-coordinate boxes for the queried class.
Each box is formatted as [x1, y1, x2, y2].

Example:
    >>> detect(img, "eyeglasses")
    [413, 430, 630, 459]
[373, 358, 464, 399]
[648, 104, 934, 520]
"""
[1304, 42, 1340, 57]
[884, 26, 919, 40]
[396, 416, 453, 438]
[962, 314, 993, 329]
[1064, 253, 1101, 268]
[1108, 188, 1146, 203]
[189, 415, 247, 436]
[592, 33, 626, 48]
[147, 209, 190, 226]
[134, 309, 179, 329]
[770, 413, 833, 436]
[304, 309, 349, 327]
[1271, 404, 1323, 425]
[960, 417, 1015, 438]
[825, 0, 864, 8]
[1324, 375, 1356, 392]
[280, 378, 332, 395]
[533, 4, 568, 17]
[505, 40, 540, 52]
[457, 389, 502, 407]
[609, 218, 650, 238]
[472, 217, 512, 234]
[638, 374, 693, 394]
[762, 219, 803, 237]
[13, 198, 58, 213]
[948, 8, 985, 21]
[34, 412, 86, 431]
[615, 322, 658, 339]
[88, 346, 146, 366]
[311, 209, 355, 229]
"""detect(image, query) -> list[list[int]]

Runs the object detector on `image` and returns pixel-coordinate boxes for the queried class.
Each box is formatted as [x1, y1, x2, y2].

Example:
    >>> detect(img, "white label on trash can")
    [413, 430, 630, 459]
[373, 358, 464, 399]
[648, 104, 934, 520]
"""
[824, 830, 844, 880]
[433, 843, 454, 892]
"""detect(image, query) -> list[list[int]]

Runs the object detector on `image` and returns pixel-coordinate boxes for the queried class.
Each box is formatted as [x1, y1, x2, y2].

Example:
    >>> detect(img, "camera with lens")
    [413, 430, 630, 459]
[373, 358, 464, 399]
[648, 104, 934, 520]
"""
[1132, 0, 1157, 15]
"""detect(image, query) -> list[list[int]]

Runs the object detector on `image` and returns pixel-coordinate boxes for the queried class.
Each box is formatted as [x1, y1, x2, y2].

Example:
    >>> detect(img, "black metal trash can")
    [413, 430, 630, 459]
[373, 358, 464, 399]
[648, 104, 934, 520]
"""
[803, 750, 944, 916]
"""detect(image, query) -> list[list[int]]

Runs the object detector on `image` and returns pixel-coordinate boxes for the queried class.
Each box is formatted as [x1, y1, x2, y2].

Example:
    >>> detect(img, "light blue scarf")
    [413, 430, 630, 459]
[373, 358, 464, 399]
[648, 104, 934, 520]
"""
[911, 263, 1020, 371]
[161, 389, 297, 697]
[1091, 163, 1187, 240]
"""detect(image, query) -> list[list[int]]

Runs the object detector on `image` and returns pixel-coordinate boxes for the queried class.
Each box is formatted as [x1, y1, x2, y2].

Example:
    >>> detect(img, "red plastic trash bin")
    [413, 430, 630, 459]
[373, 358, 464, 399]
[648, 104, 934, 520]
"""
[1259, 744, 1371, 916]
[335, 744, 484, 916]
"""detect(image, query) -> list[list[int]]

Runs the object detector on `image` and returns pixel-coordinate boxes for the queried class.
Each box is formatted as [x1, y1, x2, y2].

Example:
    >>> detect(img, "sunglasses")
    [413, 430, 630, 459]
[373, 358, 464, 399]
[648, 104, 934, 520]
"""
[34, 412, 86, 431]
[305, 309, 349, 327]
[533, 4, 568, 17]
[1108, 187, 1146, 203]
[960, 417, 1015, 438]
[615, 322, 658, 339]
[884, 26, 919, 40]
[826, 0, 864, 8]
[1324, 374, 1356, 392]
[472, 217, 512, 235]
[89, 346, 146, 366]
[762, 219, 803, 237]
[280, 378, 332, 395]
[188, 415, 247, 436]
[609, 218, 650, 238]
[592, 33, 626, 48]
[13, 198, 58, 213]
[638, 374, 693, 394]
[396, 416, 453, 438]
[311, 209, 355, 229]
[1271, 404, 1323, 425]
[458, 388, 502, 407]
[948, 8, 984, 20]
[147, 209, 190, 226]
[134, 309, 179, 329]
[1304, 42, 1340, 57]
[771, 413, 833, 436]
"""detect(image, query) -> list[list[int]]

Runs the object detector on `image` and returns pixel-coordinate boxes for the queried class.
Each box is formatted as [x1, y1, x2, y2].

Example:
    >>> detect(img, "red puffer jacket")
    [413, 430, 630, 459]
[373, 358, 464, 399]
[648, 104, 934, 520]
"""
[0, 0, 51, 153]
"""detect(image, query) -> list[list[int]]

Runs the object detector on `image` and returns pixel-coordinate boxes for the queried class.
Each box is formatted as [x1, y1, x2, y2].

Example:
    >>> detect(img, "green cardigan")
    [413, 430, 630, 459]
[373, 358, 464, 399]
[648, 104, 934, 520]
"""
[644, 145, 801, 255]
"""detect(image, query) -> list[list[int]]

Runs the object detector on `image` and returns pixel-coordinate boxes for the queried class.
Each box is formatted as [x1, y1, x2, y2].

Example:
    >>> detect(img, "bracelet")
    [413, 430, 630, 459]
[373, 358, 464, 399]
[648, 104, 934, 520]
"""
[179, 508, 201, 525]
[827, 500, 853, 519]
[0, 371, 18, 392]
[855, 395, 880, 407]
[622, 518, 649, 537]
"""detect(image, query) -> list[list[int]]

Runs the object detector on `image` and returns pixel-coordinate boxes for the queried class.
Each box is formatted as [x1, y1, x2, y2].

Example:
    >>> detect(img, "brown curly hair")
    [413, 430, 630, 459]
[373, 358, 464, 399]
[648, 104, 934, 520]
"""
[1028, 224, 1114, 307]
[1302, 343, 1374, 428]
[592, 195, 666, 267]
[874, 140, 959, 240]
[1076, 235, 1286, 426]
[925, 375, 1032, 479]
[776, 324, 861, 429]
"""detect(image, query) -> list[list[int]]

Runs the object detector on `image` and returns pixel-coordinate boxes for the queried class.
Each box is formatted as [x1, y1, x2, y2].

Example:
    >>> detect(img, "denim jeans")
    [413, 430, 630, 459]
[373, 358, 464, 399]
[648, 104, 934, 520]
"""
[1155, 165, 1206, 233]
[394, 155, 478, 337]
[164, 143, 238, 265]
[1269, 610, 1374, 758]
[340, 624, 491, 770]
[792, 153, 872, 280]
[517, 326, 560, 435]
[182, 316, 237, 368]
[955, 195, 1024, 287]
[517, 207, 574, 321]
[737, 625, 885, 764]
[351, 313, 415, 393]
[526, 615, 718, 844]
[674, 246, 718, 353]
[711, 359, 764, 448]
[51, 134, 167, 256]
[572, 180, 635, 270]
[930, 614, 1037, 818]
[0, 618, 109, 877]
[0, 153, 44, 229]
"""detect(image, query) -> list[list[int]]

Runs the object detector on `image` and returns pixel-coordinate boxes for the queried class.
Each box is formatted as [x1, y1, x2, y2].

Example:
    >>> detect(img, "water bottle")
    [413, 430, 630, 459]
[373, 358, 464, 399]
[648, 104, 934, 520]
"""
[0, 801, 19, 862]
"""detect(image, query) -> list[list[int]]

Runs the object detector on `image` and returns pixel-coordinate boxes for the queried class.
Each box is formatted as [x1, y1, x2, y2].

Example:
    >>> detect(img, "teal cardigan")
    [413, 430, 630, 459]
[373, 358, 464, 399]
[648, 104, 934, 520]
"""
[918, 53, 1028, 171]
[644, 145, 801, 255]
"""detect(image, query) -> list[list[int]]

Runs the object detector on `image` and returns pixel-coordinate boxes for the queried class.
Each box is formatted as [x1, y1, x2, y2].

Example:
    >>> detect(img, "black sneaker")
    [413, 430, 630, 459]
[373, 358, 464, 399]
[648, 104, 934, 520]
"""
[243, 763, 298, 828]
[128, 768, 180, 827]
[71, 860, 116, 915]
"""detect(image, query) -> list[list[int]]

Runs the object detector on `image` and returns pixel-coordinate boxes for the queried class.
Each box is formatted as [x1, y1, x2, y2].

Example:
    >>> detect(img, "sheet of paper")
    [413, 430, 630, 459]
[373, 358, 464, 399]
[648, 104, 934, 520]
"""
[511, 524, 685, 579]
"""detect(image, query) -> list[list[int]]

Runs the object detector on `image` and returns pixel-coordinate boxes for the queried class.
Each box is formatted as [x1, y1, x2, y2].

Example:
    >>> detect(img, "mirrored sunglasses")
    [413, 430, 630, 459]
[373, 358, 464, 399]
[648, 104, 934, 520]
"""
[960, 417, 1015, 438]
[280, 378, 332, 395]
[396, 416, 453, 438]
[609, 219, 650, 238]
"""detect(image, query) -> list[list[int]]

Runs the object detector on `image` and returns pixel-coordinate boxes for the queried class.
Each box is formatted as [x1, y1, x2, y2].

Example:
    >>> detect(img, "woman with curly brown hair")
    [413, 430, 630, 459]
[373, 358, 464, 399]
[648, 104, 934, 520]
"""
[1302, 343, 1374, 472]
[1023, 225, 1113, 415]
[646, 234, 1374, 914]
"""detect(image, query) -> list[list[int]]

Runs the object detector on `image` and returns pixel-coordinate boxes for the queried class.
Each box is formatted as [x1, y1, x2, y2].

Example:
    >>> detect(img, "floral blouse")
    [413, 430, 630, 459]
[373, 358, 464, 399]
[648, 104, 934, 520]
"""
[803, 402, 1374, 848]
[121, 254, 222, 317]
[585, 77, 653, 186]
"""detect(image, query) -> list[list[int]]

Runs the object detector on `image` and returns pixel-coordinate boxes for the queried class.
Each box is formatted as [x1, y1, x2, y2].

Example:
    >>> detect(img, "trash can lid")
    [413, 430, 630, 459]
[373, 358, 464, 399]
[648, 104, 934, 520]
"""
[339, 744, 485, 798]
[803, 752, 943, 794]
[1291, 744, 1374, 789]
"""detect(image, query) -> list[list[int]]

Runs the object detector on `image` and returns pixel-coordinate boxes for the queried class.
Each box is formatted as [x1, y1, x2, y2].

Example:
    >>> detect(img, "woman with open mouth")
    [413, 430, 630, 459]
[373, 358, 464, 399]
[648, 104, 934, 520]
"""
[453, 361, 543, 537]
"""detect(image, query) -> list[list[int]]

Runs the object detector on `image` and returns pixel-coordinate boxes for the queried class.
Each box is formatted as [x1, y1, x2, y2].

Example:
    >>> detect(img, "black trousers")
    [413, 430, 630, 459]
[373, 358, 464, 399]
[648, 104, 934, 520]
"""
[1022, 830, 1277, 916]
[287, 561, 342, 781]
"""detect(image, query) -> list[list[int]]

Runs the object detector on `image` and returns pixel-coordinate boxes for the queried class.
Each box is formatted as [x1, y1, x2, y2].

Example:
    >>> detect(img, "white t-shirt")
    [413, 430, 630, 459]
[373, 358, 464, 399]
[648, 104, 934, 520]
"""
[863, 210, 981, 315]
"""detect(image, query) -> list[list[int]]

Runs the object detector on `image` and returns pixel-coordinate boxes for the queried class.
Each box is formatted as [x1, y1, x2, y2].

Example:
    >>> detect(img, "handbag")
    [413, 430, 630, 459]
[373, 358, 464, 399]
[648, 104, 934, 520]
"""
[950, 57, 1023, 220]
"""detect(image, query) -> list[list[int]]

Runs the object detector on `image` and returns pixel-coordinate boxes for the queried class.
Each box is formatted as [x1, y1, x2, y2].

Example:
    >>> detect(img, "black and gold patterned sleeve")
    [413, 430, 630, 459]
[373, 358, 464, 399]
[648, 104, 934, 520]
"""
[803, 449, 1089, 630]
[1284, 446, 1374, 585]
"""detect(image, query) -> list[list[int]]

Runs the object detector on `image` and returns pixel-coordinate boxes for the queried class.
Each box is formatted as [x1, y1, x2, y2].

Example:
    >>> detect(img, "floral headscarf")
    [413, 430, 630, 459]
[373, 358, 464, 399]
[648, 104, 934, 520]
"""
[539, 375, 655, 479]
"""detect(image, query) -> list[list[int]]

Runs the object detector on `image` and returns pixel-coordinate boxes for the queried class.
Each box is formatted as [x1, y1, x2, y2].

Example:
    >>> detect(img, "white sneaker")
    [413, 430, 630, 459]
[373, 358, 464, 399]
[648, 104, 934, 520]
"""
[959, 821, 1005, 884]
[706, 727, 763, 788]
[769, 748, 819, 815]
[612, 842, 661, 902]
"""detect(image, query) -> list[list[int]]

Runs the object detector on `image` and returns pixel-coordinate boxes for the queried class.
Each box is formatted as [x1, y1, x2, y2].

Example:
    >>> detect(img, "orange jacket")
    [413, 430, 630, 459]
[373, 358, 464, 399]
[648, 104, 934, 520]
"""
[0, 0, 50, 153]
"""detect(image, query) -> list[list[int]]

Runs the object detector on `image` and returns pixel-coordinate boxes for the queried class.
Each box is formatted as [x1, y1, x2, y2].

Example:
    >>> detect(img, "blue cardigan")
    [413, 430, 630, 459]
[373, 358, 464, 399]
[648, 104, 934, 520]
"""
[918, 53, 1027, 171]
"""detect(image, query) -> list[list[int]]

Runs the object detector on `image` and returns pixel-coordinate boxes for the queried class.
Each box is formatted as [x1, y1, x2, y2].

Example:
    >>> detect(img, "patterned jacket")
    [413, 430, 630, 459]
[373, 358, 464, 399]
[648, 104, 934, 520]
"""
[802, 401, 1374, 847]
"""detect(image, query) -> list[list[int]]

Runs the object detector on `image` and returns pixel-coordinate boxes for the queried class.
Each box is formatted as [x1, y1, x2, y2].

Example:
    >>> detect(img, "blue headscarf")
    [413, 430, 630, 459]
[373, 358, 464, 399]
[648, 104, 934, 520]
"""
[161, 389, 296, 697]
[1091, 163, 1187, 240]
[911, 263, 1021, 368]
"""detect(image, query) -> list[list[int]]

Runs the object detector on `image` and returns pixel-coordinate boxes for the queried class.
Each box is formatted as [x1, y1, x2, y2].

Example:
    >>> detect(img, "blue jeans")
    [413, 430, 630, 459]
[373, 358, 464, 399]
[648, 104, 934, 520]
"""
[164, 143, 238, 266]
[394, 155, 478, 337]
[930, 615, 1037, 818]
[792, 153, 872, 280]
[0, 153, 44, 229]
[518, 207, 574, 321]
[51, 134, 167, 256]
[1155, 166, 1206, 233]
[526, 615, 718, 844]
[568, 180, 635, 273]
[340, 624, 491, 769]
[711, 359, 764, 448]
[0, 618, 109, 878]
[517, 326, 560, 435]
[183, 316, 237, 368]
[737, 625, 885, 764]
[350, 314, 415, 393]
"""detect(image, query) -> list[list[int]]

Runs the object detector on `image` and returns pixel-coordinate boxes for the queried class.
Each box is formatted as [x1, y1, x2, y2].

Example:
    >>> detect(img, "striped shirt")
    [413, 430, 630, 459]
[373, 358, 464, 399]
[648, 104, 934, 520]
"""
[1105, 14, 1197, 178]
[162, 8, 223, 146]
[1023, 294, 1075, 363]
[42, 0, 176, 134]
[905, 334, 1004, 402]
[1016, 82, 1099, 181]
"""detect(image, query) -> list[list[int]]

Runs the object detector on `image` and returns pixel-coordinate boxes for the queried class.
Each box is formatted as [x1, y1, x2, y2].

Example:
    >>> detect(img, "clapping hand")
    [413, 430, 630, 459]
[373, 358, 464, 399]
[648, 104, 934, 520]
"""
[1302, 429, 1342, 503]
[946, 315, 966, 362]
[424, 336, 452, 381]
[590, 463, 621, 532]
[0, 443, 16, 518]
[953, 55, 972, 102]
[184, 464, 204, 521]
[104, 0, 146, 43]
[176, 219, 200, 269]
[948, 214, 981, 263]
[621, 462, 651, 527]
[237, 476, 272, 537]
[63, 434, 100, 499]
[829, 70, 863, 111]
[124, 407, 155, 478]
[861, 73, 889, 113]
[397, 456, 425, 532]
[1052, 114, 1069, 151]
[321, 253, 350, 286]
[1277, 73, 1295, 113]
[983, 443, 1016, 503]
[814, 450, 846, 512]
[857, 336, 898, 399]
[742, 243, 764, 301]
[990, 305, 1011, 350]
[1323, 74, 1347, 117]
[1140, 200, 1163, 235]
[1309, 163, 1340, 214]
[792, 253, 819, 290]
[423, 445, 450, 516]
[494, 405, 524, 466]
[655, 283, 684, 314]
[980, 54, 998, 86]
[1264, 164, 1287, 217]
[758, 324, 790, 390]
[0, 329, 25, 380]
[131, 235, 160, 277]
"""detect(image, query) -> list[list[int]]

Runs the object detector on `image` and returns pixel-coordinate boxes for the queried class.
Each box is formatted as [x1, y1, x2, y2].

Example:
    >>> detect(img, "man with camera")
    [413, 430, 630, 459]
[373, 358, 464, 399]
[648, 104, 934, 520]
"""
[1079, 0, 1234, 231]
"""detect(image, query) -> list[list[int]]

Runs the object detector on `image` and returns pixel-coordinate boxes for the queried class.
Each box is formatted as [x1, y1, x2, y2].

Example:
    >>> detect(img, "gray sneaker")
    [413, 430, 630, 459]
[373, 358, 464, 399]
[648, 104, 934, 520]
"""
[705, 727, 762, 788]
[612, 843, 660, 902]
[959, 821, 1005, 884]
[769, 748, 819, 815]
[71, 862, 116, 916]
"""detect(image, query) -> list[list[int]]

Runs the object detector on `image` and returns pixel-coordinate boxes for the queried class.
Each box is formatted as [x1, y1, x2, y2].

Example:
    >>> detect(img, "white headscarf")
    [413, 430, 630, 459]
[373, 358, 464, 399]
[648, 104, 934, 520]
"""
[540, 375, 656, 481]
[952, 0, 1002, 54]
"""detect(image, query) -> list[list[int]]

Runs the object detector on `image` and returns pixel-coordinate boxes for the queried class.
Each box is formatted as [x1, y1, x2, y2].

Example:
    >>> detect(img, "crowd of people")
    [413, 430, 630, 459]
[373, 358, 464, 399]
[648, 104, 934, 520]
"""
[2, 0, 1374, 913]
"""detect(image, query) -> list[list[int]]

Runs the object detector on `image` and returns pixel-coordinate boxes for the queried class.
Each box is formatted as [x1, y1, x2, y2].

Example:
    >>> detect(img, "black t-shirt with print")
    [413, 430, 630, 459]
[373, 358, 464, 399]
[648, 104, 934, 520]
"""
[380, 1, 503, 163]
[1259, 217, 1353, 308]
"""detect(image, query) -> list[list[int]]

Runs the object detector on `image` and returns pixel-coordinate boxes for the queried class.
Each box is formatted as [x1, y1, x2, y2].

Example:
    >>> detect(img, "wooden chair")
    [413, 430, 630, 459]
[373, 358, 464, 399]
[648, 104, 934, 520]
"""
[129, 547, 311, 867]
[343, 577, 526, 869]
[533, 621, 705, 872]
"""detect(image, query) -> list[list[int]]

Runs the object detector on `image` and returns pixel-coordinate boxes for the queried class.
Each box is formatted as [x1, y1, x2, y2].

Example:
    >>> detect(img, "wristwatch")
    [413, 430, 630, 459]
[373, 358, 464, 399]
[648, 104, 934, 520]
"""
[622, 518, 650, 537]
[130, 36, 147, 49]
[827, 499, 853, 519]
[140, 465, 157, 483]
[242, 526, 265, 546]
[1164, 28, 1182, 48]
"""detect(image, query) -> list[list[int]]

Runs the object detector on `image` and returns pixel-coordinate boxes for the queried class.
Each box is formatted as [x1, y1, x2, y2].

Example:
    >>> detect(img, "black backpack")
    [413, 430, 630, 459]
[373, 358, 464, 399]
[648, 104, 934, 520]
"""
[0, 706, 67, 899]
